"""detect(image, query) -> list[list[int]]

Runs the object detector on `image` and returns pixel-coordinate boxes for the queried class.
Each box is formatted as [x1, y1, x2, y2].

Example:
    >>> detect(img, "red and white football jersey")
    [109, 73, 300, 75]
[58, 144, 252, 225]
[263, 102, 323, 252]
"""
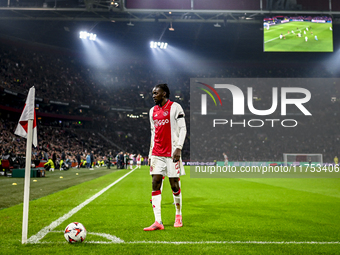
[149, 100, 186, 158]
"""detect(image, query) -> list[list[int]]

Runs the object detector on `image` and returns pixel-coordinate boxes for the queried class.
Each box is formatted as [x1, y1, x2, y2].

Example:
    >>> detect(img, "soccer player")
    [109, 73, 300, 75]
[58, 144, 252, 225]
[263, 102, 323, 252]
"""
[305, 36, 308, 42]
[280, 34, 283, 39]
[223, 153, 228, 166]
[334, 156, 338, 166]
[314, 35, 318, 41]
[136, 154, 141, 169]
[144, 84, 187, 231]
[129, 153, 135, 169]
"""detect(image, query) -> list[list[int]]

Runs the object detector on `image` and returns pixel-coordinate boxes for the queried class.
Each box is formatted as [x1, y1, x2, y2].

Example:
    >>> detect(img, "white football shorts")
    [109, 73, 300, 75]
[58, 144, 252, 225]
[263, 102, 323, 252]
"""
[149, 156, 185, 178]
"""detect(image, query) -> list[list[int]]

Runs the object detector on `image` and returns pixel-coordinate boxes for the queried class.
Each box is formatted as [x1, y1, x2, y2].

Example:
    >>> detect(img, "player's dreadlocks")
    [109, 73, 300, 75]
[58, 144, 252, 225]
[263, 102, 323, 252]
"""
[155, 83, 170, 99]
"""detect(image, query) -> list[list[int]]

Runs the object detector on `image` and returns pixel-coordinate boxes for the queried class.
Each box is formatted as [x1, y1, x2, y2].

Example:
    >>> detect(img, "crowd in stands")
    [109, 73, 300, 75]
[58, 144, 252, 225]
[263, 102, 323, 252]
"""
[1, 39, 340, 167]
[0, 118, 148, 172]
[307, 16, 332, 21]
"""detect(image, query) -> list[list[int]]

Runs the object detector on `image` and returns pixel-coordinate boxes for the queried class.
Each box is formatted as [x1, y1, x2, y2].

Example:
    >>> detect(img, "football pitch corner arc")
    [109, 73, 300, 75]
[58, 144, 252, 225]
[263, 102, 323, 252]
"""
[27, 167, 138, 244]
[48, 230, 125, 244]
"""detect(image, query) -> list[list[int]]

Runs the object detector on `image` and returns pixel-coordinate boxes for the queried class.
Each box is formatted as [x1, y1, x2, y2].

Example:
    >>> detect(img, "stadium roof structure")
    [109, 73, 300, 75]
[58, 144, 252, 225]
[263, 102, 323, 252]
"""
[0, 0, 340, 24]
[0, 0, 339, 52]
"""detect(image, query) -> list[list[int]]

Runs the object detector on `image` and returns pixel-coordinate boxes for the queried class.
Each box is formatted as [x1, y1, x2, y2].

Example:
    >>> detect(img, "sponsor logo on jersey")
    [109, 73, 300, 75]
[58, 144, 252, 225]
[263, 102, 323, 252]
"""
[154, 119, 169, 127]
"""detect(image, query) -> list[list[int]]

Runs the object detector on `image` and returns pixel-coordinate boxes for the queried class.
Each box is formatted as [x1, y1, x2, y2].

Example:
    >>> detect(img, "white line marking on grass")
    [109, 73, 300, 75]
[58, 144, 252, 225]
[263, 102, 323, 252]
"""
[127, 241, 340, 245]
[27, 168, 137, 244]
[264, 27, 283, 33]
[264, 32, 293, 43]
[49, 230, 124, 243]
[264, 34, 289, 43]
[264, 37, 280, 43]
[90, 232, 124, 243]
[40, 231, 340, 245]
[38, 240, 340, 245]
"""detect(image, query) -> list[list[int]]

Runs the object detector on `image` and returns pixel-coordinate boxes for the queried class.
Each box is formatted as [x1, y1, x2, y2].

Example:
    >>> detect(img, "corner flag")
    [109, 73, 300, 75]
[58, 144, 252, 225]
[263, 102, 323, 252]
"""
[15, 86, 37, 147]
[15, 86, 37, 244]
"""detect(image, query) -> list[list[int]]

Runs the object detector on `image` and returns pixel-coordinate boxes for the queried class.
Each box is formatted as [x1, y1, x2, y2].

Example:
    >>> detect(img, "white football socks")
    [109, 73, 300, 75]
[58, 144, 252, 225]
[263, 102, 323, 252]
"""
[152, 190, 162, 223]
[173, 189, 182, 216]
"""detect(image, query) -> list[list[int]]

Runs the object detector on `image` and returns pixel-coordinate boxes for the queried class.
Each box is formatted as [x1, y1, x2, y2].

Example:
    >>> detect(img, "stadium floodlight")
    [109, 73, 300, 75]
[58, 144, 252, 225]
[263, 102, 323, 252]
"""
[79, 31, 87, 39]
[89, 33, 96, 41]
[79, 31, 97, 41]
[150, 41, 168, 49]
[110, 0, 119, 7]
[214, 23, 221, 27]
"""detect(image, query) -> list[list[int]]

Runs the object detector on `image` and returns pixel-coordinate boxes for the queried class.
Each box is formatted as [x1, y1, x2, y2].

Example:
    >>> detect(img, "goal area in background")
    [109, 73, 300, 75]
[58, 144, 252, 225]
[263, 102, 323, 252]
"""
[283, 154, 323, 166]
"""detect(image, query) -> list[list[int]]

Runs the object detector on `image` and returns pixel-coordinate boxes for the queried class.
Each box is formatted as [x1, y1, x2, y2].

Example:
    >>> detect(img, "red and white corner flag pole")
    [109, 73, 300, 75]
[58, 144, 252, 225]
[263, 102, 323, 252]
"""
[14, 86, 38, 244]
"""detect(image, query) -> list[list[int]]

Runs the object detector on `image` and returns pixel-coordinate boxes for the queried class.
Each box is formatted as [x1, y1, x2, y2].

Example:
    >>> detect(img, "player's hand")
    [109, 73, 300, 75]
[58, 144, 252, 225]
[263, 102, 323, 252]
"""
[172, 148, 181, 163]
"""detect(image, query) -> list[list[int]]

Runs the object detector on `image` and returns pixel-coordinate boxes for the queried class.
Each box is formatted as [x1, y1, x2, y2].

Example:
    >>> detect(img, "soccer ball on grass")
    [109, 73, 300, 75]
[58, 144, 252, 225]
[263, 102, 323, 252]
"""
[64, 222, 87, 243]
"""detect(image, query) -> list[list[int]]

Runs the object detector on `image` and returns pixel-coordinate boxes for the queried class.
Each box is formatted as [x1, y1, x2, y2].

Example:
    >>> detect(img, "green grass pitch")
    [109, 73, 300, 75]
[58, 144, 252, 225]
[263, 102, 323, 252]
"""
[1, 166, 340, 254]
[264, 21, 333, 52]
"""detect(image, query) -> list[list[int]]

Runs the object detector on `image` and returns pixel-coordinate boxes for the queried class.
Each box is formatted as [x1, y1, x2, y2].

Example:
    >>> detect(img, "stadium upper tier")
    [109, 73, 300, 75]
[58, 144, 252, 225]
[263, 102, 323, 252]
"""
[1, 40, 339, 113]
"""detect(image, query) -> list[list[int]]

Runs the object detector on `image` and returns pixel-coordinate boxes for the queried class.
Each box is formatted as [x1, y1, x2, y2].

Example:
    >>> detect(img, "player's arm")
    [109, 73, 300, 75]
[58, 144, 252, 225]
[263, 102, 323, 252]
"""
[148, 108, 154, 166]
[173, 104, 187, 162]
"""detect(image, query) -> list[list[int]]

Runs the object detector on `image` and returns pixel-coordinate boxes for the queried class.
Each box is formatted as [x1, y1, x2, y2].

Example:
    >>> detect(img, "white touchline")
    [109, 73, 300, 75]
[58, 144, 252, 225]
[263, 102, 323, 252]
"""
[264, 37, 280, 43]
[27, 167, 137, 244]
[127, 241, 340, 245]
[45, 231, 340, 245]
[265, 30, 300, 44]
[38, 240, 340, 245]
